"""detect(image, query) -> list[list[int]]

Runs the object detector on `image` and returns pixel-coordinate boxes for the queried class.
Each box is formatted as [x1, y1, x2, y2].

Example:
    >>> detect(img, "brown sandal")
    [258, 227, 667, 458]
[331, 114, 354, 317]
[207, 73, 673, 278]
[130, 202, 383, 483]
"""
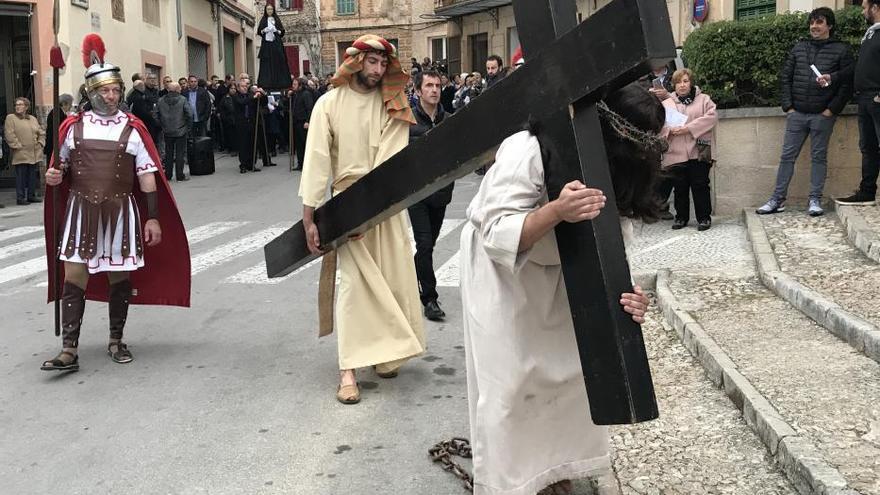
[108, 342, 133, 364]
[40, 351, 79, 372]
[336, 383, 360, 404]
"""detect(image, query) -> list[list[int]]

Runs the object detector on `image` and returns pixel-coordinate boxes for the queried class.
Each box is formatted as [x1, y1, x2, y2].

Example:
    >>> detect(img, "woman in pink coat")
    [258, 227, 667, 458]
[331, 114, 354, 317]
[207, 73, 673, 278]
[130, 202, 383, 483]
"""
[661, 68, 718, 231]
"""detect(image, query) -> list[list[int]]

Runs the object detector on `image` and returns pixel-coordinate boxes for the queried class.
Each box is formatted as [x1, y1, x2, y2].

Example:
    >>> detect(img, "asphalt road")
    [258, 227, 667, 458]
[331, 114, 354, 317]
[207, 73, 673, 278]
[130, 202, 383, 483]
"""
[0, 152, 478, 495]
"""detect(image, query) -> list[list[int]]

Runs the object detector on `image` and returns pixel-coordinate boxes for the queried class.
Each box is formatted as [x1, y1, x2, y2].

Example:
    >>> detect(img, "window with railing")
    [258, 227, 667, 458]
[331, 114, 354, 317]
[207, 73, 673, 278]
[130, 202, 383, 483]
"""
[735, 0, 775, 20]
[337, 0, 356, 15]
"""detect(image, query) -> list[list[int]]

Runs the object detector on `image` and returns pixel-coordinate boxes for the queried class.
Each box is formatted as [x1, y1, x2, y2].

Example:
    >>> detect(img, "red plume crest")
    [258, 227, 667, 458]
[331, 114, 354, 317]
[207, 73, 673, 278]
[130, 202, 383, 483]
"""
[81, 33, 106, 68]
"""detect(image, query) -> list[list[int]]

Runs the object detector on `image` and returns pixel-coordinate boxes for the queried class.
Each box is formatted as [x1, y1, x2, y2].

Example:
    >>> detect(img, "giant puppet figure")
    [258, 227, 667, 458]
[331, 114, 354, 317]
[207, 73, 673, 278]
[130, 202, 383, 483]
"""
[41, 34, 190, 372]
[256, 3, 293, 90]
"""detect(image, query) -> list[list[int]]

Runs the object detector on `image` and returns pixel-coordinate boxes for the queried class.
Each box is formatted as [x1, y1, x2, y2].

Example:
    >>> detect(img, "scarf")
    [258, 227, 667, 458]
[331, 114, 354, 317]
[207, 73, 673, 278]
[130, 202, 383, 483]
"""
[678, 86, 697, 105]
[330, 34, 415, 124]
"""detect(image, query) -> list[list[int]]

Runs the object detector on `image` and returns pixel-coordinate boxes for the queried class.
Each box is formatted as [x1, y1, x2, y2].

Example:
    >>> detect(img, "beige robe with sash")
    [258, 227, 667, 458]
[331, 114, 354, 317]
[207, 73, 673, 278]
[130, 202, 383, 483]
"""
[299, 84, 425, 370]
[461, 131, 635, 495]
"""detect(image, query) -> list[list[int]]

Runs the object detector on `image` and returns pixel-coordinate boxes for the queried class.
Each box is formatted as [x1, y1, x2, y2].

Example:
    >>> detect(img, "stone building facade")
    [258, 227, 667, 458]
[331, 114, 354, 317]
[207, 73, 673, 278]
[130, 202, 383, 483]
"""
[432, 0, 861, 75]
[316, 0, 447, 76]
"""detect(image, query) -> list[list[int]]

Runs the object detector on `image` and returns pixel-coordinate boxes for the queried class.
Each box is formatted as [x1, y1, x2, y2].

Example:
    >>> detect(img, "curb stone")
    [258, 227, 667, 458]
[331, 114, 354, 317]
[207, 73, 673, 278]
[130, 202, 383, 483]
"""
[743, 210, 880, 364]
[833, 203, 880, 264]
[631, 270, 657, 291]
[655, 270, 856, 495]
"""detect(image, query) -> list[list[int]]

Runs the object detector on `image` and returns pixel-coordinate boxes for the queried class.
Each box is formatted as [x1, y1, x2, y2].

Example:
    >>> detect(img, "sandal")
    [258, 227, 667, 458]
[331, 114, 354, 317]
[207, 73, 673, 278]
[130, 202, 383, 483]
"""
[108, 342, 133, 364]
[41, 351, 80, 372]
[336, 383, 360, 404]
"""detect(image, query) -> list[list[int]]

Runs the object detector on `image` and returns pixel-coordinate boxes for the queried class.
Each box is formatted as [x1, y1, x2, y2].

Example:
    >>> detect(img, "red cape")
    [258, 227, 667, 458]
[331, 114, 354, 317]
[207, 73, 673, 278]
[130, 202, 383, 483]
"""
[43, 113, 191, 307]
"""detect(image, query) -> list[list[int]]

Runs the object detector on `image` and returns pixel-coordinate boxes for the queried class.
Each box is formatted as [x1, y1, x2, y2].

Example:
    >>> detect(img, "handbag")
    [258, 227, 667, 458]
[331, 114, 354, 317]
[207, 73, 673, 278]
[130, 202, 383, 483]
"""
[696, 138, 713, 165]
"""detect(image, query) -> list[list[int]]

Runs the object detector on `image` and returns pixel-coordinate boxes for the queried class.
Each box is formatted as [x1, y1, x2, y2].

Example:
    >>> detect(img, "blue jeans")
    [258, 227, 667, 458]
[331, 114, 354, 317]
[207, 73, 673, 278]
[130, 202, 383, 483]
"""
[857, 93, 880, 197]
[15, 164, 37, 202]
[772, 110, 836, 201]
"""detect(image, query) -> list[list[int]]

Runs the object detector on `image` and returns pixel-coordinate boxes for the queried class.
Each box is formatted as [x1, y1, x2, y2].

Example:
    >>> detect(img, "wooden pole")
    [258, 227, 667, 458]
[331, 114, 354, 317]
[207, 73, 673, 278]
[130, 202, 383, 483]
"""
[288, 91, 295, 172]
[50, 0, 63, 337]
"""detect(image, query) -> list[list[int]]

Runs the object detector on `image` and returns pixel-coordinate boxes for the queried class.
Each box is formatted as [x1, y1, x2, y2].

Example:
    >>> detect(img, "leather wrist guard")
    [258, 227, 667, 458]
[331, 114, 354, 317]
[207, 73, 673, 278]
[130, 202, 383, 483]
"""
[145, 191, 159, 220]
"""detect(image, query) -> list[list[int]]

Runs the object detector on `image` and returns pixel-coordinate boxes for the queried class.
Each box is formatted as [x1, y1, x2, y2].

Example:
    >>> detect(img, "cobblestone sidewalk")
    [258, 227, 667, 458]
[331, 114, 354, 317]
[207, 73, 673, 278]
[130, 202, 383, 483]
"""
[629, 217, 755, 278]
[667, 274, 880, 494]
[609, 306, 795, 495]
[759, 211, 880, 326]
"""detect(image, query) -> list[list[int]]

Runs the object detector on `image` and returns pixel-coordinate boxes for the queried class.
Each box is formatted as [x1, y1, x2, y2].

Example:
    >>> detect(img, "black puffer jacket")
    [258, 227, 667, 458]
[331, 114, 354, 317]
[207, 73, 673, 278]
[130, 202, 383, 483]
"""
[780, 38, 854, 115]
[410, 101, 453, 207]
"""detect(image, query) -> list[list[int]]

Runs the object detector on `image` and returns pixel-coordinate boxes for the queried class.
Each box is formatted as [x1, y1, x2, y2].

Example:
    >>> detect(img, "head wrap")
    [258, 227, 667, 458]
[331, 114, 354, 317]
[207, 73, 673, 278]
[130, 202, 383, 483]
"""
[330, 34, 415, 124]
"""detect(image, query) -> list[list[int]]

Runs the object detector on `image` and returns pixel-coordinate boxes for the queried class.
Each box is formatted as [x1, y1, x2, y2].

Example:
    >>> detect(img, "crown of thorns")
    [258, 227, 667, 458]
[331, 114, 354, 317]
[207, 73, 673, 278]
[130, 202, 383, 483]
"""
[597, 101, 668, 153]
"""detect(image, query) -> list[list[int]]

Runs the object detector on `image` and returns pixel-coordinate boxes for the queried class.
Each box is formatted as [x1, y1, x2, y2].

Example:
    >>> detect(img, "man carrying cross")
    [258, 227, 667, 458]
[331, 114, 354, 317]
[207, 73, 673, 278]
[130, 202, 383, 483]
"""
[299, 34, 425, 404]
[460, 84, 661, 495]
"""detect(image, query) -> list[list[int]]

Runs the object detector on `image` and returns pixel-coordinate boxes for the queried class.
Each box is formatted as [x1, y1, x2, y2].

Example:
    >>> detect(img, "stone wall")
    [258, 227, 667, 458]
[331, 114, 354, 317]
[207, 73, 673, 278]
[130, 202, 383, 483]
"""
[712, 106, 861, 215]
[318, 0, 414, 75]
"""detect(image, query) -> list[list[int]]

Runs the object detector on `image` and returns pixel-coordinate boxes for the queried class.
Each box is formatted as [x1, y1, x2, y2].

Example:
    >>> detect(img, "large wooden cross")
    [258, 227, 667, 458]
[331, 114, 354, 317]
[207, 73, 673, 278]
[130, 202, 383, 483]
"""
[264, 0, 674, 425]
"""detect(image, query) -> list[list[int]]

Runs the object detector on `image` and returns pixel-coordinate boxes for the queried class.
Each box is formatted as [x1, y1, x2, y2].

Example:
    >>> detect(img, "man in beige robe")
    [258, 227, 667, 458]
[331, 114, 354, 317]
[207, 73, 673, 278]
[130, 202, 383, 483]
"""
[299, 34, 425, 404]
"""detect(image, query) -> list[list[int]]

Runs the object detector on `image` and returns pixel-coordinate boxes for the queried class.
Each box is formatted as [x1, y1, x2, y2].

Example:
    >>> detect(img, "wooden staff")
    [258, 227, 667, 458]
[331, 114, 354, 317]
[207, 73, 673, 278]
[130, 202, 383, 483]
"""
[49, 0, 65, 336]
[288, 90, 294, 172]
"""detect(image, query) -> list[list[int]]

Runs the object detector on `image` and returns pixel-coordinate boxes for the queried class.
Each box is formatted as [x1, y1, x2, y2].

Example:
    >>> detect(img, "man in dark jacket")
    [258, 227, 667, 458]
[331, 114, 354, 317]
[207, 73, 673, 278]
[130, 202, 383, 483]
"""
[757, 7, 854, 216]
[129, 80, 162, 145]
[837, 0, 880, 205]
[439, 74, 456, 114]
[289, 78, 314, 170]
[232, 81, 272, 173]
[485, 55, 506, 89]
[406, 70, 451, 321]
[157, 82, 193, 181]
[218, 85, 238, 156]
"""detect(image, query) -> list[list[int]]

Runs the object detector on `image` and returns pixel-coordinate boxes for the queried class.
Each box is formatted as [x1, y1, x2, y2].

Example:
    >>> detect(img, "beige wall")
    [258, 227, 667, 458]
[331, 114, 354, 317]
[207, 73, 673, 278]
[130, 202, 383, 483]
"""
[713, 108, 861, 214]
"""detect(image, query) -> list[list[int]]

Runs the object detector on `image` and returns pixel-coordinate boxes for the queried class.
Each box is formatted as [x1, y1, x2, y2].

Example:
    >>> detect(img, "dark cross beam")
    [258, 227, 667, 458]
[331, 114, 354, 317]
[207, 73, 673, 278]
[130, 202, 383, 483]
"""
[512, 0, 667, 424]
[264, 0, 674, 424]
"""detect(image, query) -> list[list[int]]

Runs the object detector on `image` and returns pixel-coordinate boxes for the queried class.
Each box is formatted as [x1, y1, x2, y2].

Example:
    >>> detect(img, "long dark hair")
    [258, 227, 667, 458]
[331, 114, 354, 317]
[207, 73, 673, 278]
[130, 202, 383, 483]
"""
[526, 83, 664, 222]
[258, 6, 285, 37]
[601, 83, 665, 222]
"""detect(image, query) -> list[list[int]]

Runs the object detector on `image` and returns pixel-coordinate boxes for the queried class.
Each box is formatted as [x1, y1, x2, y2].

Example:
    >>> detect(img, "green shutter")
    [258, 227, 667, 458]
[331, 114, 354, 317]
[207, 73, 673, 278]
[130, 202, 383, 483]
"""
[735, 0, 776, 20]
[337, 0, 356, 15]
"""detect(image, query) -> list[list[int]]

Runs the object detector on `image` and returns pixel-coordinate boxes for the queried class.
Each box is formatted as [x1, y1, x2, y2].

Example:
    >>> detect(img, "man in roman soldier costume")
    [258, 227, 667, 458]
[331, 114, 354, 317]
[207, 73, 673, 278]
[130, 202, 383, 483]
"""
[40, 34, 191, 372]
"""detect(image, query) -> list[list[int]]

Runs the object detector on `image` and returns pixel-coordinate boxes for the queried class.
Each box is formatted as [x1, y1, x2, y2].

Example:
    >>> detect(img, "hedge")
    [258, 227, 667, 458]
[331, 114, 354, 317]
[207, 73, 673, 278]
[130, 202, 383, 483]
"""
[681, 7, 866, 108]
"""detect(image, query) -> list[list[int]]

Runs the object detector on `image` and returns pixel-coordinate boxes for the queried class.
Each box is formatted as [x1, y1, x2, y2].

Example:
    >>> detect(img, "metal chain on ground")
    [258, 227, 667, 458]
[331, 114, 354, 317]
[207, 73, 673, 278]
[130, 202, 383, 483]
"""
[429, 437, 474, 492]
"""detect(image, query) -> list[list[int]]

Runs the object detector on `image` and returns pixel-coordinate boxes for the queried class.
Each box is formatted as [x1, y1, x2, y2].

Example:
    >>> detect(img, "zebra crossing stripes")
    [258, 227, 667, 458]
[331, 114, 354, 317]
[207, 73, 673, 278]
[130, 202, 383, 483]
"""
[0, 257, 46, 285]
[224, 218, 467, 285]
[190, 224, 287, 275]
[0, 219, 469, 290]
[436, 250, 461, 288]
[0, 226, 43, 243]
[185, 221, 250, 245]
[0, 237, 45, 262]
[224, 257, 322, 285]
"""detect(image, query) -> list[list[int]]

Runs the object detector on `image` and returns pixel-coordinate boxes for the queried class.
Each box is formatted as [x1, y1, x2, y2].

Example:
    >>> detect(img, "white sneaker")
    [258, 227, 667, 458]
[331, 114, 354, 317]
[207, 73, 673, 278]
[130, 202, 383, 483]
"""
[756, 198, 785, 215]
[808, 198, 824, 217]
